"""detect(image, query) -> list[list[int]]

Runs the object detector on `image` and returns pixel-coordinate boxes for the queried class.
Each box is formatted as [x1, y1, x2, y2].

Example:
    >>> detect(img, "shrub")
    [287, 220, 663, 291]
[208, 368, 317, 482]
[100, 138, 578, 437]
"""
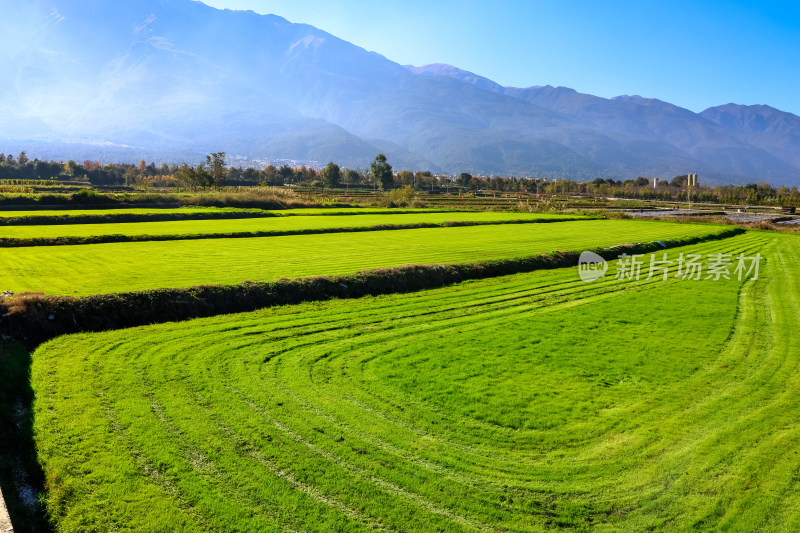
[382, 186, 417, 207]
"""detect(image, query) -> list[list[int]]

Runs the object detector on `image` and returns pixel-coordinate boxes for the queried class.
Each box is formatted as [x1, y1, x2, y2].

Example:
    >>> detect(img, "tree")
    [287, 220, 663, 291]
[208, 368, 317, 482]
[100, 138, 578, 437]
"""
[295, 166, 317, 183]
[17, 151, 29, 166]
[262, 165, 282, 186]
[320, 161, 341, 188]
[35, 161, 62, 180]
[64, 160, 80, 176]
[671, 175, 688, 187]
[206, 152, 226, 188]
[396, 170, 414, 187]
[174, 164, 197, 189]
[457, 172, 472, 189]
[226, 167, 242, 184]
[278, 165, 294, 184]
[175, 161, 213, 189]
[83, 160, 101, 171]
[414, 170, 432, 187]
[371, 153, 393, 190]
[240, 167, 260, 185]
[343, 168, 361, 187]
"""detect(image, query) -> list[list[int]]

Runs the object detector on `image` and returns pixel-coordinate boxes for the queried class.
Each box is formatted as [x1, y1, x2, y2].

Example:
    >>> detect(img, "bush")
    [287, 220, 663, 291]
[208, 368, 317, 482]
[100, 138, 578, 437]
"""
[71, 189, 114, 204]
[382, 186, 417, 207]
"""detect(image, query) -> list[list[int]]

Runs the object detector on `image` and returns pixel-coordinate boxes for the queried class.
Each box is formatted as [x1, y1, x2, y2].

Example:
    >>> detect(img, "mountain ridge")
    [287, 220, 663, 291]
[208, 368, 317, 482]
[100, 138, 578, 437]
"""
[1, 0, 798, 185]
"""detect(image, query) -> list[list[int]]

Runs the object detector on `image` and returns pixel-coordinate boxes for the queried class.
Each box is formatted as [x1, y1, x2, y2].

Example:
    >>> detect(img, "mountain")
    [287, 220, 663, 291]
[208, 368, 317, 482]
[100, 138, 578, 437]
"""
[499, 87, 800, 184]
[407, 63, 506, 95]
[0, 0, 410, 168]
[701, 104, 800, 169]
[1, 0, 799, 185]
[401, 64, 800, 183]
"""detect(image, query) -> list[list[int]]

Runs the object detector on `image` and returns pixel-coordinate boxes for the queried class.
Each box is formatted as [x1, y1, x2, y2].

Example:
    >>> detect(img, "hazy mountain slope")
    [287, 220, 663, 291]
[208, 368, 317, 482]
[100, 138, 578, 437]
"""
[501, 87, 800, 183]
[0, 0, 609, 175]
[403, 64, 800, 183]
[407, 63, 506, 94]
[0, 0, 407, 168]
[701, 104, 800, 169]
[1, 0, 798, 184]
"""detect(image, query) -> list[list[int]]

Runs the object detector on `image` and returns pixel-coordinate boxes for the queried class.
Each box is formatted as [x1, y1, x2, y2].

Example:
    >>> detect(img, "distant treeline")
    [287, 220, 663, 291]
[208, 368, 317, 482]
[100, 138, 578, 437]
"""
[2, 150, 799, 205]
[455, 173, 800, 206]
[0, 151, 362, 189]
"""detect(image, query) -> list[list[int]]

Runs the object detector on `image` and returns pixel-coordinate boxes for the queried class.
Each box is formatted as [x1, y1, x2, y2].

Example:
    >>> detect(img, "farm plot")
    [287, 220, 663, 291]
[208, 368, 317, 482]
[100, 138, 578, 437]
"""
[0, 212, 582, 241]
[0, 206, 249, 218]
[0, 207, 447, 222]
[31, 231, 800, 531]
[0, 220, 728, 296]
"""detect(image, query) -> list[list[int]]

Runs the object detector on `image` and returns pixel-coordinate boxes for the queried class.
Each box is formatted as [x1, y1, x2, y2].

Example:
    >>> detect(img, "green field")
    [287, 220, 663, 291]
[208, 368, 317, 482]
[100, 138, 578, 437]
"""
[0, 207, 248, 218]
[0, 220, 727, 296]
[0, 207, 445, 220]
[0, 212, 580, 240]
[31, 230, 799, 531]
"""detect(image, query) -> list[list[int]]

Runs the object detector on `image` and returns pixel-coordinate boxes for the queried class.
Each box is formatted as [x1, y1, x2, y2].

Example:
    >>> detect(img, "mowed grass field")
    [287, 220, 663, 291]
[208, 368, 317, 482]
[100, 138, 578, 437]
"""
[0, 220, 727, 296]
[31, 230, 800, 531]
[0, 207, 250, 218]
[0, 207, 443, 219]
[0, 211, 581, 239]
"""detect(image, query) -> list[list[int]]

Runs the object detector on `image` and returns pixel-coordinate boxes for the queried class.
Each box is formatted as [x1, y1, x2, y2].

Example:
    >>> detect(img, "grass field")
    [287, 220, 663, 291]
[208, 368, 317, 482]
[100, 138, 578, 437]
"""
[0, 207, 446, 220]
[0, 207, 249, 218]
[30, 230, 799, 531]
[0, 220, 728, 296]
[0, 212, 581, 240]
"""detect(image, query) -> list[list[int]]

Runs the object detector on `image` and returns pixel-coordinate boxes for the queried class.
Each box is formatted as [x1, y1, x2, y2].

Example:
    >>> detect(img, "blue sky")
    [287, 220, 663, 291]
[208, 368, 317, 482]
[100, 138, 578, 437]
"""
[201, 0, 800, 115]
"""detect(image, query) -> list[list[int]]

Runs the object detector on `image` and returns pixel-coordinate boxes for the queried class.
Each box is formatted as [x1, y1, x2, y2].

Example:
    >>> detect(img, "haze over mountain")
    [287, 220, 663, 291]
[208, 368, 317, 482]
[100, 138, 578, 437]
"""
[2, 0, 799, 185]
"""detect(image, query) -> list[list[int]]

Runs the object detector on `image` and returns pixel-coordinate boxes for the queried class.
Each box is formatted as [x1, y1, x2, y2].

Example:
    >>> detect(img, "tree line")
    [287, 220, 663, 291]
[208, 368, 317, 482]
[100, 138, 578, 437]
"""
[2, 150, 799, 205]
